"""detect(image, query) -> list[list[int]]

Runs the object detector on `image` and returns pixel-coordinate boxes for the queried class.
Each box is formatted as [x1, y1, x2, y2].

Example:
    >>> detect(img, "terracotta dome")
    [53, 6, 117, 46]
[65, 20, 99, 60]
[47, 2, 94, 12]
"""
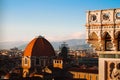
[23, 36, 55, 56]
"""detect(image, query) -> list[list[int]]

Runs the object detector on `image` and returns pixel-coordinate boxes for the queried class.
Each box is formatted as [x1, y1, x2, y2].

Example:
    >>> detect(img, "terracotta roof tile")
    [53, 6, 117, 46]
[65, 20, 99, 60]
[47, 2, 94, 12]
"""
[23, 36, 55, 57]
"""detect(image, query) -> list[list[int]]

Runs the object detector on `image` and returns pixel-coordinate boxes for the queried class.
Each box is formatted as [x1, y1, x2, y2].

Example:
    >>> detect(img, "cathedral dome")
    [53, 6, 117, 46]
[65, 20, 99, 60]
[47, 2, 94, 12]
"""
[23, 36, 55, 57]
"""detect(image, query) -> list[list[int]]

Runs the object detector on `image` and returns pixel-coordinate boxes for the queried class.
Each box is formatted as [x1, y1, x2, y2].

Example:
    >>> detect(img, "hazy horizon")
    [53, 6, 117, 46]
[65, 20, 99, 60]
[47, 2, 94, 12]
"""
[0, 38, 88, 50]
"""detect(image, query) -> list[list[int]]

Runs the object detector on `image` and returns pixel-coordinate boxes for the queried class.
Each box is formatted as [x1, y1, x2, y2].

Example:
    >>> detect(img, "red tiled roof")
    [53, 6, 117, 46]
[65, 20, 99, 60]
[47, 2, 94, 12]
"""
[23, 36, 55, 56]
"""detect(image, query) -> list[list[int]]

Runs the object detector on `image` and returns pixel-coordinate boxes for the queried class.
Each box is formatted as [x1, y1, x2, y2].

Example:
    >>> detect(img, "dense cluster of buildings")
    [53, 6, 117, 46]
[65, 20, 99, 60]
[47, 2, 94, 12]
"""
[0, 36, 98, 80]
[1, 8, 120, 80]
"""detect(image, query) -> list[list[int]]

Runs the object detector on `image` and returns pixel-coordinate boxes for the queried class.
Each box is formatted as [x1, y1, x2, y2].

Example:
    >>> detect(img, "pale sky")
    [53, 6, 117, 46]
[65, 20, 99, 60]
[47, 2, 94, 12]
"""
[1, 0, 120, 42]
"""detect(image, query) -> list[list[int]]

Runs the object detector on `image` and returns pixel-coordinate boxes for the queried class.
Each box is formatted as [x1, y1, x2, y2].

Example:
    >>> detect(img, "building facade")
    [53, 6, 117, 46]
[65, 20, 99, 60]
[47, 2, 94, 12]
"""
[69, 70, 98, 80]
[86, 8, 120, 80]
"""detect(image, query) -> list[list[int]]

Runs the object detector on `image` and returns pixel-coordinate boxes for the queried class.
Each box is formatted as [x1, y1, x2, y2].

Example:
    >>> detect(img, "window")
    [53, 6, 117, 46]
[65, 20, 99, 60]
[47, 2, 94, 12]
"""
[25, 58, 27, 64]
[105, 33, 113, 51]
[118, 33, 120, 51]
[116, 12, 120, 19]
[59, 61, 61, 63]
[91, 14, 97, 21]
[36, 58, 39, 65]
[103, 13, 109, 20]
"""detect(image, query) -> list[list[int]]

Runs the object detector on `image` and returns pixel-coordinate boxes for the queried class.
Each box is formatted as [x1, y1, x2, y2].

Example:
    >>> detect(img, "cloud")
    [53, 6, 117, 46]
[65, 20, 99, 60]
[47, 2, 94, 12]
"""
[46, 32, 86, 42]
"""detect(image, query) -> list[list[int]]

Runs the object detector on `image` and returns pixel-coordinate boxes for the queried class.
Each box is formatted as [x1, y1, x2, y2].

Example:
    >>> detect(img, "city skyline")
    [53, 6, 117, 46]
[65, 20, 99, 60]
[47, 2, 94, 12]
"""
[1, 0, 120, 42]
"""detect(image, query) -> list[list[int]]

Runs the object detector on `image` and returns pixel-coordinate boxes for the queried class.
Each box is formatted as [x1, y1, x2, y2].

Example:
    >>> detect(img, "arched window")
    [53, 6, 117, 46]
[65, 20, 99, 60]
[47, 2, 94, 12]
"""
[90, 14, 97, 21]
[118, 33, 120, 51]
[105, 33, 112, 51]
[25, 58, 27, 64]
[116, 12, 120, 19]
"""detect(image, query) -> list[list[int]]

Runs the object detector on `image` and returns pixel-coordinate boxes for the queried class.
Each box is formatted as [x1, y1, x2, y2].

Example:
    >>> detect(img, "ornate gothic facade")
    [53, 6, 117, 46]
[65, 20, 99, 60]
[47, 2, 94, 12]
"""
[86, 8, 120, 80]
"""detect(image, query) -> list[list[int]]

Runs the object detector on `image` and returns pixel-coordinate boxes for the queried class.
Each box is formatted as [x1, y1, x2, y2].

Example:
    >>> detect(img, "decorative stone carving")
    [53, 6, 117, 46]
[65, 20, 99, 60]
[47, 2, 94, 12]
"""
[116, 12, 120, 19]
[103, 13, 110, 21]
[106, 61, 120, 80]
[86, 8, 120, 52]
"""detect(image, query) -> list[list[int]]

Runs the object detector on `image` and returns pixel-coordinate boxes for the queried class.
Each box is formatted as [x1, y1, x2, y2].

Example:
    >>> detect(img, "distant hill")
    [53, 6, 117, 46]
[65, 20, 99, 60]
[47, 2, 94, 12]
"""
[0, 39, 91, 50]
[51, 39, 90, 50]
[0, 41, 28, 50]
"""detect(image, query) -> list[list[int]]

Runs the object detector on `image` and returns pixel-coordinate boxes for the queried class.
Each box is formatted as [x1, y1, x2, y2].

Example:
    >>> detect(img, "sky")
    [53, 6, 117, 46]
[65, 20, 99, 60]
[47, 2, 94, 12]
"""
[1, 0, 120, 42]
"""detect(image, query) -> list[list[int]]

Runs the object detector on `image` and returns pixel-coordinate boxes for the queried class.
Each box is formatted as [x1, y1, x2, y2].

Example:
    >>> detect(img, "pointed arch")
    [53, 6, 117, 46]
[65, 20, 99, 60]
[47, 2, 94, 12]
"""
[104, 32, 113, 51]
[105, 33, 111, 39]
[115, 31, 120, 39]
[116, 31, 120, 51]
[89, 32, 100, 50]
[89, 32, 98, 40]
[102, 31, 111, 39]
[25, 57, 28, 64]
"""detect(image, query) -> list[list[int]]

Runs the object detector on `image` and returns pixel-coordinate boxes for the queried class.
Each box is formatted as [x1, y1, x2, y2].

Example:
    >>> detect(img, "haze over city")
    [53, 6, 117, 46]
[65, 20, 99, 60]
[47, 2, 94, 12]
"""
[1, 0, 120, 80]
[1, 0, 120, 42]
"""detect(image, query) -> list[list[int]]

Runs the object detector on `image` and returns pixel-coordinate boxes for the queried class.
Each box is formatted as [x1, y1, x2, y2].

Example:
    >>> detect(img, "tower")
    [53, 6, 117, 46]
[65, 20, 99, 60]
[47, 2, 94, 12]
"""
[22, 56, 31, 77]
[86, 8, 120, 80]
[59, 42, 69, 60]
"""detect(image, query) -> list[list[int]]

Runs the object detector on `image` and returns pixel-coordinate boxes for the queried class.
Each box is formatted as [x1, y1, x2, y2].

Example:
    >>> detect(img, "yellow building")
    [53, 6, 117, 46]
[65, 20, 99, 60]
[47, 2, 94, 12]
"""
[52, 57, 98, 80]
[68, 67, 98, 80]
[53, 58, 63, 69]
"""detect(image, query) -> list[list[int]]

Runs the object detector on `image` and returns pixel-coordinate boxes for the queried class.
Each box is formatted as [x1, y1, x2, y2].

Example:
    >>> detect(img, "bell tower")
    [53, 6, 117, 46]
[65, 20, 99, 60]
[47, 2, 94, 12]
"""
[86, 8, 120, 80]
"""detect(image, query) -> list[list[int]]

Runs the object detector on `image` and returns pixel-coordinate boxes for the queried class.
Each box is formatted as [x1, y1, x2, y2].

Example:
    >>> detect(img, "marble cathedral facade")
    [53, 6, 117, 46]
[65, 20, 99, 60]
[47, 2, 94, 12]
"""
[86, 8, 120, 80]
